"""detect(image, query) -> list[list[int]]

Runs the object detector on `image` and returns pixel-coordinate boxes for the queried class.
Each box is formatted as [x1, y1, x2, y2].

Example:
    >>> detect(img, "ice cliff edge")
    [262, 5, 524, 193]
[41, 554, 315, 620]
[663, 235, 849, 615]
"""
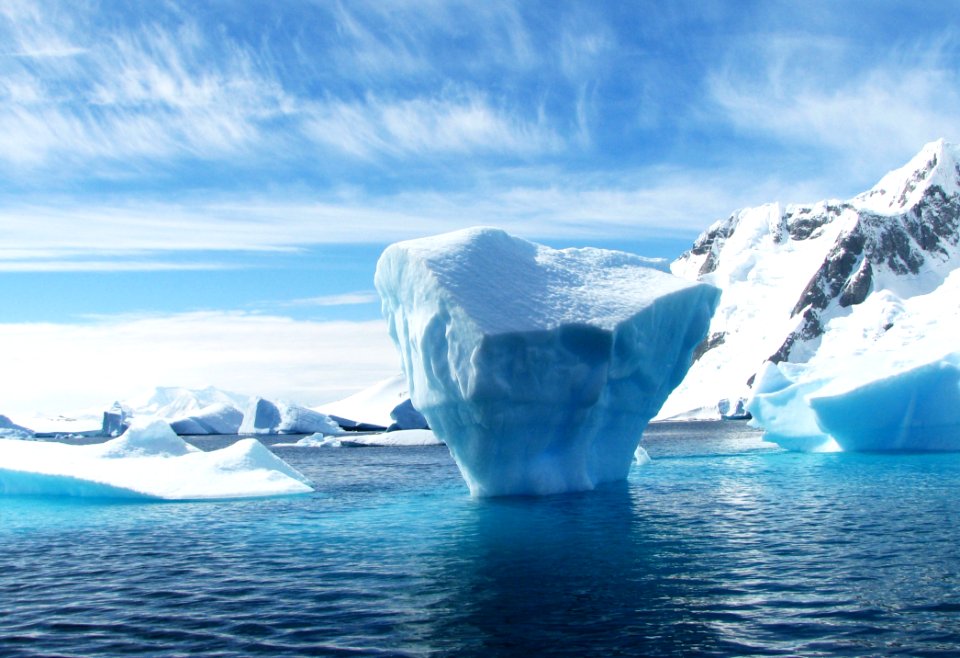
[375, 227, 719, 496]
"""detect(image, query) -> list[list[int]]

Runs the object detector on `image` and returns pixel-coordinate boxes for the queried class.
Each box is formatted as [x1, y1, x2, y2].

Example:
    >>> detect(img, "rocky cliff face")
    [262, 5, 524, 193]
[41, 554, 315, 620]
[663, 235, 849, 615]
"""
[659, 139, 960, 419]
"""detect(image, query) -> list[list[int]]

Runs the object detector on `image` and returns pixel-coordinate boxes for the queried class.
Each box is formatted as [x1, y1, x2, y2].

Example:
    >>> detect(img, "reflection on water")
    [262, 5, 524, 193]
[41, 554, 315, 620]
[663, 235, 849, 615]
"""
[1, 422, 960, 656]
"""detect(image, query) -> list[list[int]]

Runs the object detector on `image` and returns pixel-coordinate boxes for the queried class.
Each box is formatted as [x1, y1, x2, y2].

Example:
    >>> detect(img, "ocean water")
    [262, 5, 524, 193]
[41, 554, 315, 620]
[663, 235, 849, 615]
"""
[2, 422, 960, 657]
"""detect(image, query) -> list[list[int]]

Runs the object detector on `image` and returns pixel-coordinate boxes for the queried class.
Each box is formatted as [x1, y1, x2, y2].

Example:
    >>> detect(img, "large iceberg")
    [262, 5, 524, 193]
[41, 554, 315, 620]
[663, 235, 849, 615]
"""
[0, 418, 313, 499]
[0, 415, 33, 440]
[375, 227, 719, 496]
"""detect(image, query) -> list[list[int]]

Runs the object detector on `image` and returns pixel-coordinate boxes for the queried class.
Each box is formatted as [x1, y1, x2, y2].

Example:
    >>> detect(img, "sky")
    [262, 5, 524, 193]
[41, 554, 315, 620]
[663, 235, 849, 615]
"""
[2, 0, 959, 418]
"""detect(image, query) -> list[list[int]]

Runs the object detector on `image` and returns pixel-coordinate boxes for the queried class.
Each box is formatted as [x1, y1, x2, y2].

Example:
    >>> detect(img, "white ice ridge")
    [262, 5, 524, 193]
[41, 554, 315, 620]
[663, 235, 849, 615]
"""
[0, 418, 314, 500]
[375, 227, 719, 496]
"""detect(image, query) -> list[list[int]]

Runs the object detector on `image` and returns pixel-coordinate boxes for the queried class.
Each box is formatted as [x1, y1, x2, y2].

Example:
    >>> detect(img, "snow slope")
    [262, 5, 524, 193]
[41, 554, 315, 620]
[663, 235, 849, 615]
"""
[662, 139, 960, 420]
[376, 227, 718, 496]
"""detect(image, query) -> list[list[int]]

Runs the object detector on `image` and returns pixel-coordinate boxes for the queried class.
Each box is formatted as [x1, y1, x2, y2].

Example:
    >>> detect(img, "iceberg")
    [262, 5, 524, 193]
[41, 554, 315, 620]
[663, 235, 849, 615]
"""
[169, 403, 244, 435]
[375, 227, 719, 496]
[318, 374, 411, 431]
[0, 418, 313, 499]
[239, 398, 342, 435]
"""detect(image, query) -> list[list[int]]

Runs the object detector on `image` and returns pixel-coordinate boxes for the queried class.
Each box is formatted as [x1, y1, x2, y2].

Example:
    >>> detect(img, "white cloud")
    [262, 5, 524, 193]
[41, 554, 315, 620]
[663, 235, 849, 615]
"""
[0, 260, 234, 272]
[0, 312, 400, 419]
[279, 292, 381, 307]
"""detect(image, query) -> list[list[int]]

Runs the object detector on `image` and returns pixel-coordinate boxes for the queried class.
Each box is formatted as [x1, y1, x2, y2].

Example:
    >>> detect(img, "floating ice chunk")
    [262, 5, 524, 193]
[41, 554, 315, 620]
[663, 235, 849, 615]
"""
[342, 429, 442, 447]
[0, 418, 313, 500]
[375, 227, 719, 496]
[277, 429, 443, 448]
[240, 398, 341, 435]
[634, 445, 651, 466]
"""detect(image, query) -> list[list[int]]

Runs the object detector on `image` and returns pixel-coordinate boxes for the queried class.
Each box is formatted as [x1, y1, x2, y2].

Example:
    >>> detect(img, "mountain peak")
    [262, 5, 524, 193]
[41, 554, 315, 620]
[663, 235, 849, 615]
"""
[855, 139, 960, 214]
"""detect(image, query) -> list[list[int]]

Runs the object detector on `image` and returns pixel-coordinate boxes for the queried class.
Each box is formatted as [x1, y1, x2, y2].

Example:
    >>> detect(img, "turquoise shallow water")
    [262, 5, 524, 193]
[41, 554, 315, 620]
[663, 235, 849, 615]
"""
[2, 422, 960, 656]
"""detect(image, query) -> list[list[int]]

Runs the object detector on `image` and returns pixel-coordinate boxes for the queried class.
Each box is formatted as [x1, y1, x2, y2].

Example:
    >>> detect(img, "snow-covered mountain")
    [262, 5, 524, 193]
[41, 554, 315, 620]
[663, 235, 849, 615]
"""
[659, 139, 960, 420]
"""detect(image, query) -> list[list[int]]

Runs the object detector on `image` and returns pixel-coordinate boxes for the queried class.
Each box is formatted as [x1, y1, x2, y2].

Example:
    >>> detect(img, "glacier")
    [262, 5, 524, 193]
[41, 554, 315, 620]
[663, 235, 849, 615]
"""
[0, 418, 313, 499]
[375, 227, 719, 496]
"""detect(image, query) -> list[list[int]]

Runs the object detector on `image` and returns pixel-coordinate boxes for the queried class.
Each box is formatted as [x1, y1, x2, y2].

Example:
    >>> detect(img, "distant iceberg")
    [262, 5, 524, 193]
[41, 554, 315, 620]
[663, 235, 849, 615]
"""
[278, 429, 442, 448]
[169, 403, 244, 435]
[318, 374, 428, 432]
[239, 397, 342, 435]
[0, 418, 313, 500]
[376, 227, 718, 496]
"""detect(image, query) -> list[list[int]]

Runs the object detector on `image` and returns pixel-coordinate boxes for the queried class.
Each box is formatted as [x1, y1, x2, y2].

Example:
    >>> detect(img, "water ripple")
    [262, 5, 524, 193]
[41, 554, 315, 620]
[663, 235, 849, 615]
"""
[1, 427, 960, 656]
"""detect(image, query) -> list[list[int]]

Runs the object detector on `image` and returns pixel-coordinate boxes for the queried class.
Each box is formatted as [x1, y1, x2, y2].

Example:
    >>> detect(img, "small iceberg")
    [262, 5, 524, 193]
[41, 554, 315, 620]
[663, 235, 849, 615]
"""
[0, 418, 314, 500]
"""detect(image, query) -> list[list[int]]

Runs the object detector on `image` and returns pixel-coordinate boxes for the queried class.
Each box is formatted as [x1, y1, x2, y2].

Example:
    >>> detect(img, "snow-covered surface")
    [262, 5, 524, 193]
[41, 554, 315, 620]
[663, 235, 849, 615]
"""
[376, 226, 719, 496]
[748, 268, 960, 451]
[855, 139, 960, 215]
[239, 397, 342, 435]
[316, 374, 407, 429]
[663, 139, 960, 420]
[134, 386, 248, 420]
[16, 411, 104, 437]
[0, 418, 313, 499]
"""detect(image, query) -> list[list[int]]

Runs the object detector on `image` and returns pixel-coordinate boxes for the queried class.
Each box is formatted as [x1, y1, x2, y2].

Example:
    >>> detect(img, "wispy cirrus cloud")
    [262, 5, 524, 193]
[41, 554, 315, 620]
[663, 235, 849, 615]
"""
[305, 92, 562, 159]
[0, 162, 835, 271]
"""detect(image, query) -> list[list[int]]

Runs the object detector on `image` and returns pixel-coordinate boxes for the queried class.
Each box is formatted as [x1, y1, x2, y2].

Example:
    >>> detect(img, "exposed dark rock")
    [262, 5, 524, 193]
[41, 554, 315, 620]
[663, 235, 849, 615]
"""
[691, 331, 726, 363]
[838, 260, 873, 307]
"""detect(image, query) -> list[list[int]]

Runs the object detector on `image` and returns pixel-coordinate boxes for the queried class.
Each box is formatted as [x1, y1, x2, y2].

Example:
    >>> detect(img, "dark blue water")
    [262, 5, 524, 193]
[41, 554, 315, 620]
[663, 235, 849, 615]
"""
[2, 422, 960, 657]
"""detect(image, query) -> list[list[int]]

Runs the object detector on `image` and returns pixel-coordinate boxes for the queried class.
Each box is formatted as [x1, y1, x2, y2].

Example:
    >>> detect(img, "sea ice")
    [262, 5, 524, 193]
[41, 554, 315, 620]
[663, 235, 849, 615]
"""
[375, 227, 719, 496]
[0, 418, 313, 499]
[239, 398, 342, 435]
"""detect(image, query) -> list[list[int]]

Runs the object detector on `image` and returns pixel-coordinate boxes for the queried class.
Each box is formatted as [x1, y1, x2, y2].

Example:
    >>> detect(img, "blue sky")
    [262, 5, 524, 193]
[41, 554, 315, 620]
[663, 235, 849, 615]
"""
[2, 0, 959, 415]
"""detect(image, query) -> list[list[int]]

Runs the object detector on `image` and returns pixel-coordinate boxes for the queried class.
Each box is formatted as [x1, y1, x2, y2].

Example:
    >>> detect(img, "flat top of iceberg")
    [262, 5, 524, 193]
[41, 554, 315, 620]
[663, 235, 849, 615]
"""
[0, 418, 314, 500]
[379, 227, 702, 333]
